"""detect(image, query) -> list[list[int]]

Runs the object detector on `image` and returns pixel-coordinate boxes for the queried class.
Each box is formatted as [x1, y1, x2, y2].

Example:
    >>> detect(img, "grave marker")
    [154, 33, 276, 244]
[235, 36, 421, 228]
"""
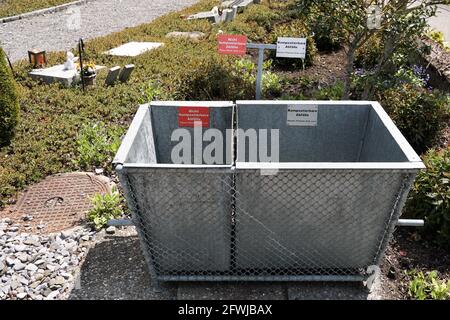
[118, 64, 135, 83]
[105, 66, 121, 86]
[105, 42, 163, 57]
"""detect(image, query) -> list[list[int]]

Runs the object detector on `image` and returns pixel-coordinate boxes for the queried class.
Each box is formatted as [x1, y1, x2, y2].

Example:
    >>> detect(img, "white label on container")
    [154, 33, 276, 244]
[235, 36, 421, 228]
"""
[287, 104, 318, 126]
[276, 37, 307, 59]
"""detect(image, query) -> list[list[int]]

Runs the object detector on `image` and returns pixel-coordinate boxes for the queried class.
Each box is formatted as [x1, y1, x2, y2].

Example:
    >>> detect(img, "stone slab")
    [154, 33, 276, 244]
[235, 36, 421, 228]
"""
[29, 64, 106, 87]
[177, 282, 286, 300]
[105, 42, 164, 57]
[105, 66, 121, 86]
[118, 64, 135, 83]
[166, 31, 206, 41]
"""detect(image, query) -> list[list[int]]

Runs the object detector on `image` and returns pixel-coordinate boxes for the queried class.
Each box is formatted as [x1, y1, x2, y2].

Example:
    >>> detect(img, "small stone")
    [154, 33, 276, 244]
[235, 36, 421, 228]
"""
[8, 226, 19, 232]
[25, 264, 38, 272]
[10, 280, 19, 290]
[95, 168, 104, 175]
[60, 230, 72, 239]
[80, 235, 89, 241]
[13, 262, 25, 271]
[6, 257, 15, 266]
[22, 215, 33, 222]
[17, 292, 27, 299]
[60, 272, 71, 280]
[46, 290, 59, 300]
[35, 259, 45, 266]
[0, 263, 5, 276]
[14, 244, 27, 252]
[19, 277, 29, 286]
[17, 253, 29, 263]
[49, 276, 65, 289]
[37, 225, 45, 230]
[23, 238, 39, 246]
[105, 226, 116, 234]
[43, 288, 52, 297]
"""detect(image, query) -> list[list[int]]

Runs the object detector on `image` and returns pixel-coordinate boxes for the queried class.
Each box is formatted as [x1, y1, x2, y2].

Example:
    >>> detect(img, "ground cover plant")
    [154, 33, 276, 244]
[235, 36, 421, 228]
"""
[0, 0, 74, 18]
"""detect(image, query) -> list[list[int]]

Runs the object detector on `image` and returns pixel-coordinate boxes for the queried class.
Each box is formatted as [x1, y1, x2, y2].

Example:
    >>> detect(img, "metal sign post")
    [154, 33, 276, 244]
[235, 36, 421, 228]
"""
[246, 43, 276, 100]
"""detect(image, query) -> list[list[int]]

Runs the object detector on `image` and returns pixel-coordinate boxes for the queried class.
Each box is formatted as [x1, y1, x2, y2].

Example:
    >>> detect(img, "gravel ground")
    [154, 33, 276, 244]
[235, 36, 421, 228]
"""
[0, 0, 197, 62]
[0, 218, 94, 300]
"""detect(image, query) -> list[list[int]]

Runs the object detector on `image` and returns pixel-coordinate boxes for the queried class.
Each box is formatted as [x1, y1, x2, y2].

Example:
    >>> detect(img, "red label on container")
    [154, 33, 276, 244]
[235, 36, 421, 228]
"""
[178, 107, 210, 127]
[218, 34, 247, 55]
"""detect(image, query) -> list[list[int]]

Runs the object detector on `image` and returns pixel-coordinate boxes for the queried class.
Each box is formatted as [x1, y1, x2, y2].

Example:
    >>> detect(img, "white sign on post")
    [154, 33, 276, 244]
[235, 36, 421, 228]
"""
[276, 37, 307, 59]
[287, 104, 318, 126]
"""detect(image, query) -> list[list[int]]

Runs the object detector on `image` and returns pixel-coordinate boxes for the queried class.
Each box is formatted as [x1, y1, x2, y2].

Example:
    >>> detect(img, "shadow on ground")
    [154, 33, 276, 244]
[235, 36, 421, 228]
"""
[69, 232, 373, 300]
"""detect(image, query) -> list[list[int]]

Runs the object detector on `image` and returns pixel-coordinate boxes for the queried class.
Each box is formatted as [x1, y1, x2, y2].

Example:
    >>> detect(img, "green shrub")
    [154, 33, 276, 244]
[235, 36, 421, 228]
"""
[312, 81, 345, 100]
[87, 188, 122, 230]
[230, 58, 281, 98]
[265, 19, 317, 67]
[73, 122, 123, 171]
[405, 148, 450, 249]
[0, 47, 20, 147]
[354, 35, 383, 69]
[407, 270, 450, 300]
[376, 84, 449, 154]
[308, 9, 346, 52]
[242, 4, 281, 30]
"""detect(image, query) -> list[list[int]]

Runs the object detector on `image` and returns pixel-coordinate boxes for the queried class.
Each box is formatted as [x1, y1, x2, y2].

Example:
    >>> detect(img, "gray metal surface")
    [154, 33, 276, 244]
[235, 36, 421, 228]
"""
[114, 100, 423, 283]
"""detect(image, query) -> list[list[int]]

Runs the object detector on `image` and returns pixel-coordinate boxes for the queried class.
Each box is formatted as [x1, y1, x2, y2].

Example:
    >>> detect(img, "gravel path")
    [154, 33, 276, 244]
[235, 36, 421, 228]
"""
[0, 0, 197, 62]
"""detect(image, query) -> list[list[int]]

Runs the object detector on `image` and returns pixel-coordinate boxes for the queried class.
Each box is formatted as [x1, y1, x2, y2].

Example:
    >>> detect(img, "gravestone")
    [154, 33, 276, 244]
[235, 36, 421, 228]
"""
[187, 6, 221, 23]
[29, 64, 105, 87]
[223, 6, 238, 22]
[105, 66, 121, 86]
[105, 42, 164, 57]
[118, 64, 135, 83]
[236, 0, 255, 12]
[166, 31, 206, 41]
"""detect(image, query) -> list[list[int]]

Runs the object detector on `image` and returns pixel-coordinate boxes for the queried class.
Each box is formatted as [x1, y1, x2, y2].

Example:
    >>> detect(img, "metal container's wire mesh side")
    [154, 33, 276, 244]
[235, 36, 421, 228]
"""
[117, 167, 417, 281]
[114, 101, 424, 283]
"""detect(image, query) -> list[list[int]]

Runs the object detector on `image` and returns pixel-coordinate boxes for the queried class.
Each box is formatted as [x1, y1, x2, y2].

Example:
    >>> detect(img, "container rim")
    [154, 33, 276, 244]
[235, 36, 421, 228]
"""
[235, 100, 424, 169]
[151, 101, 234, 108]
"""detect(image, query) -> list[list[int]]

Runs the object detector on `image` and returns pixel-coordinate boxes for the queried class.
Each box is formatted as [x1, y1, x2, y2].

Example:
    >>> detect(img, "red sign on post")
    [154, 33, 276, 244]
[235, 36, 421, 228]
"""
[218, 34, 247, 55]
[178, 107, 210, 128]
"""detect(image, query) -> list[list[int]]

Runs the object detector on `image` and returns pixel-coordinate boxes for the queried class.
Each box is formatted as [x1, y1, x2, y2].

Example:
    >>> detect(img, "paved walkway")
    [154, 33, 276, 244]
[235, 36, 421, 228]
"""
[0, 0, 197, 62]
[428, 5, 450, 41]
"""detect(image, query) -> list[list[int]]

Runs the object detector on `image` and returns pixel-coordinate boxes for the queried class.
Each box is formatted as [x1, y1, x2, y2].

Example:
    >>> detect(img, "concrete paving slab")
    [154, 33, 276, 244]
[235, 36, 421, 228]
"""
[177, 282, 287, 300]
[29, 64, 105, 87]
[105, 42, 164, 57]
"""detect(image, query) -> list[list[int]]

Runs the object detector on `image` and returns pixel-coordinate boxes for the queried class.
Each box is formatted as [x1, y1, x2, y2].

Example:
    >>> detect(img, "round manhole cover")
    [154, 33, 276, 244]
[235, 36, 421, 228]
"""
[0, 173, 111, 233]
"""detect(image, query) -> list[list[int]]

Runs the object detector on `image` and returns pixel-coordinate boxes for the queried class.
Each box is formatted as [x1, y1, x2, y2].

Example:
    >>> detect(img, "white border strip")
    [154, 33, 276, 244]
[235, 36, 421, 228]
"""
[0, 0, 93, 23]
[113, 104, 149, 165]
[236, 162, 424, 170]
[151, 101, 234, 108]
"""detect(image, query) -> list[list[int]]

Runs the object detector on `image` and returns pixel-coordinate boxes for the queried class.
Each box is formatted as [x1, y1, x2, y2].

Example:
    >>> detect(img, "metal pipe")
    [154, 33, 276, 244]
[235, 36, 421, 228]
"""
[396, 219, 424, 227]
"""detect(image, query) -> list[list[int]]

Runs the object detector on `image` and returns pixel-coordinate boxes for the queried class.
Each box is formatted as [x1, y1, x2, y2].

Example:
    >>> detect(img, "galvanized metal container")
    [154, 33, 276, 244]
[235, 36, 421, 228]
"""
[234, 101, 424, 280]
[113, 102, 234, 277]
[114, 100, 424, 283]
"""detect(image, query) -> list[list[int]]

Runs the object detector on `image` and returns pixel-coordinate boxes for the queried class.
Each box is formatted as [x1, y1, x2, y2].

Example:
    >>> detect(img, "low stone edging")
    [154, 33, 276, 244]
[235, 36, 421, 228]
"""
[0, 0, 94, 24]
